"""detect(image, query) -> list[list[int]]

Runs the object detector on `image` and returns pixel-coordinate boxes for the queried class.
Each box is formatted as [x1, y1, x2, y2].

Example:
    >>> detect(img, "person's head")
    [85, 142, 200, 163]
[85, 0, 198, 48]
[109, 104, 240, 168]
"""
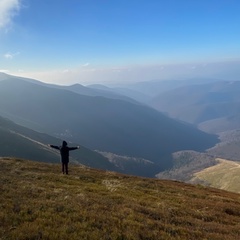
[62, 141, 67, 146]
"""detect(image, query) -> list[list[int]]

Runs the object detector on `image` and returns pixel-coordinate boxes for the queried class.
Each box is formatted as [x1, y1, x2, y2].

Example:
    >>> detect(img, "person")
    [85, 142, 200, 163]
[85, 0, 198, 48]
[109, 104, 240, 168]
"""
[49, 141, 80, 174]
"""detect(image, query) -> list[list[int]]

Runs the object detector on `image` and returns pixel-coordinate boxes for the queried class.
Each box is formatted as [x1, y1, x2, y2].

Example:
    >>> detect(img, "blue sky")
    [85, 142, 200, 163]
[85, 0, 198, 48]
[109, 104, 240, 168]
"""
[0, 0, 240, 85]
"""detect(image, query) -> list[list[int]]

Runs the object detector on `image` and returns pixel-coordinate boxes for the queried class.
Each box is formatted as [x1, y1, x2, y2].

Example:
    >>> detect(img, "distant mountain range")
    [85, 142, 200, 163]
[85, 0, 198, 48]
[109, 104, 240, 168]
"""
[149, 81, 240, 133]
[0, 73, 218, 176]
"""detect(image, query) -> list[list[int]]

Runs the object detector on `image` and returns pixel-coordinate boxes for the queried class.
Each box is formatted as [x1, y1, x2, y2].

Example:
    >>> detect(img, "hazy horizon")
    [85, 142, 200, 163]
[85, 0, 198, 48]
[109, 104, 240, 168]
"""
[1, 0, 240, 85]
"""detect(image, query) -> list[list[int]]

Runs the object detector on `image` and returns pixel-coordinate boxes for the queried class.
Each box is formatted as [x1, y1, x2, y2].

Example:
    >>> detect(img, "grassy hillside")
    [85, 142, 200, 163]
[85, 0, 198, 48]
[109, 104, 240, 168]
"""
[191, 158, 240, 193]
[1, 158, 240, 240]
[156, 150, 240, 194]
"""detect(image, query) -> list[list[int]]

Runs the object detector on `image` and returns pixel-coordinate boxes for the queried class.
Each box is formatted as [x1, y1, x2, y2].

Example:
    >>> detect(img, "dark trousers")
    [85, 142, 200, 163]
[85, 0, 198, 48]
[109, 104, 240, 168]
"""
[62, 162, 68, 174]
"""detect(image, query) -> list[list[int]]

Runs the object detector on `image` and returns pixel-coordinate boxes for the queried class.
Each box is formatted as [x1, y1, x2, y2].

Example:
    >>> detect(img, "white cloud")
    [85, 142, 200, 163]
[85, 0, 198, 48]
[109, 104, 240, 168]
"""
[4, 51, 20, 59]
[81, 63, 90, 67]
[0, 0, 21, 30]
[4, 52, 13, 59]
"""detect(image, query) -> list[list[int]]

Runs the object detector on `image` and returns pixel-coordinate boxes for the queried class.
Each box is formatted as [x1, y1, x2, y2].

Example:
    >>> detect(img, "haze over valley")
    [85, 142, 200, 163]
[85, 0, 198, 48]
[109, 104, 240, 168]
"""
[0, 73, 219, 175]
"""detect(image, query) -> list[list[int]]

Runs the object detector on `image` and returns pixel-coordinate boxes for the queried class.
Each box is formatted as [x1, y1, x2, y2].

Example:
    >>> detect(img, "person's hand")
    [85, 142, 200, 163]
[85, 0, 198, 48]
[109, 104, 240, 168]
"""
[77, 146, 80, 149]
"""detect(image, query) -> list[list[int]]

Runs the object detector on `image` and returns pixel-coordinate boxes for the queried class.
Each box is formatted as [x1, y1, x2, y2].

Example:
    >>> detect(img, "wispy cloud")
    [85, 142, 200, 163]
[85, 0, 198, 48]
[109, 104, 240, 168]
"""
[0, 0, 21, 30]
[4, 53, 14, 59]
[4, 51, 20, 59]
[81, 63, 90, 67]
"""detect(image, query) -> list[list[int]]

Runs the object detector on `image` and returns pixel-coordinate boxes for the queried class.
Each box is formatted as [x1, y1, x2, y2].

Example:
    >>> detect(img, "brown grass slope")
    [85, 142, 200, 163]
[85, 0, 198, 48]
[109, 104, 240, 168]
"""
[1, 158, 240, 240]
[191, 158, 240, 194]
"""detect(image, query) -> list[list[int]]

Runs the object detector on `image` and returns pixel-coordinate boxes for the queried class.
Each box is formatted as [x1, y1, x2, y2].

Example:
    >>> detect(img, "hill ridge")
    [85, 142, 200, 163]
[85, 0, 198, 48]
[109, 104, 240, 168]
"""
[191, 158, 240, 193]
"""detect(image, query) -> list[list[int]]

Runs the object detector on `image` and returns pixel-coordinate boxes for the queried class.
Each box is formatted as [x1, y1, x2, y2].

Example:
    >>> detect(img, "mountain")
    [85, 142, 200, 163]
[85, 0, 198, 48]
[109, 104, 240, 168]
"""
[88, 83, 151, 104]
[0, 73, 137, 103]
[0, 72, 10, 81]
[1, 158, 240, 239]
[0, 116, 60, 163]
[156, 150, 217, 182]
[0, 75, 218, 174]
[0, 115, 165, 177]
[198, 114, 240, 133]
[207, 129, 240, 161]
[0, 115, 117, 171]
[111, 78, 223, 99]
[66, 84, 138, 103]
[150, 81, 240, 133]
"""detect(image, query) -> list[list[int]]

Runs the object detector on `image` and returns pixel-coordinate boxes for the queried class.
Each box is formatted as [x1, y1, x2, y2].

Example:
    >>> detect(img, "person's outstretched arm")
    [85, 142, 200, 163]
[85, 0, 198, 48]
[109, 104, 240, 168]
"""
[49, 145, 60, 150]
[69, 146, 80, 151]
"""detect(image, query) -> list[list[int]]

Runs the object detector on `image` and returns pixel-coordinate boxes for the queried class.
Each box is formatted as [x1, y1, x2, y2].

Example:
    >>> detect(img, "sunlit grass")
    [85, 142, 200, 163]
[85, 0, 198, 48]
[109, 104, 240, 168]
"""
[1, 157, 240, 239]
[192, 158, 240, 193]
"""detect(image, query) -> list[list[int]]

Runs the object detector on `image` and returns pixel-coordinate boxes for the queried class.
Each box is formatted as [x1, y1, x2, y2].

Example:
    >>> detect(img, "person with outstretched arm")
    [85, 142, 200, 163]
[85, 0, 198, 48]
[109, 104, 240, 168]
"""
[49, 141, 80, 174]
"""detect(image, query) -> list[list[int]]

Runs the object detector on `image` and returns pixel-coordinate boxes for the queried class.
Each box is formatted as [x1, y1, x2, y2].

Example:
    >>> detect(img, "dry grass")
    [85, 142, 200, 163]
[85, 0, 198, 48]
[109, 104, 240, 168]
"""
[1, 157, 240, 240]
[192, 158, 240, 193]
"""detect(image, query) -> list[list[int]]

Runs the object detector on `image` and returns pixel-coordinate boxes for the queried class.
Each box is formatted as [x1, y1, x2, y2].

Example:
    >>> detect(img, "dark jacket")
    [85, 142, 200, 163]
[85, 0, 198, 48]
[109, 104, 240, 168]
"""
[50, 141, 78, 163]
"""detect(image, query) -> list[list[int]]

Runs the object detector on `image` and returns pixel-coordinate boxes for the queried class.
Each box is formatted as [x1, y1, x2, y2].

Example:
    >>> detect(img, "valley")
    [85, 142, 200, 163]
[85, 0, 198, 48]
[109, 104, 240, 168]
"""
[1, 73, 240, 190]
[0, 73, 219, 177]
